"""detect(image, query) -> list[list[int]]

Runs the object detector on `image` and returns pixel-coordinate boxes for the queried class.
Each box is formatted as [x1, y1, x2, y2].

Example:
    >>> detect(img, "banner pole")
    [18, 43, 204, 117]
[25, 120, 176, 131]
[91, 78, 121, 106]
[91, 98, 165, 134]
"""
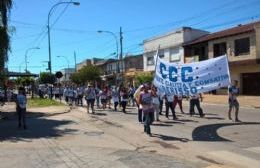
[153, 45, 160, 78]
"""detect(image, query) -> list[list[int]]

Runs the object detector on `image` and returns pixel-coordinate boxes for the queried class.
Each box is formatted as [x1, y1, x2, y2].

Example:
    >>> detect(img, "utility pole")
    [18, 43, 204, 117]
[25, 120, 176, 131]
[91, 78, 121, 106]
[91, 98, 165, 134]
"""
[74, 51, 77, 71]
[119, 27, 123, 84]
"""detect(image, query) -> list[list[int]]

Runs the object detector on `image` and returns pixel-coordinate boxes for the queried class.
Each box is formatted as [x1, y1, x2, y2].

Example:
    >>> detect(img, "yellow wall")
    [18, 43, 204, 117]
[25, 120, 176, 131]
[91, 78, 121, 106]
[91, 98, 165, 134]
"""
[230, 64, 260, 92]
[255, 23, 260, 59]
[208, 32, 257, 61]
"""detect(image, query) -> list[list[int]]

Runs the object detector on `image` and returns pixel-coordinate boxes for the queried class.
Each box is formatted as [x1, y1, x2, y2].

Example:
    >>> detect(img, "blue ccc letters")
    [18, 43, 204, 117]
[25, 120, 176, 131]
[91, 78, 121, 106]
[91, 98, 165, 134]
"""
[160, 62, 193, 82]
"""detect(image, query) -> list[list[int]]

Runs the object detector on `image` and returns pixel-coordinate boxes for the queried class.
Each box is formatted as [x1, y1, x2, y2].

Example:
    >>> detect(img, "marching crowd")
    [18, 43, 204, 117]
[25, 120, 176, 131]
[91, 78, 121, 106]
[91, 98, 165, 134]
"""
[36, 80, 240, 136]
[0, 80, 240, 133]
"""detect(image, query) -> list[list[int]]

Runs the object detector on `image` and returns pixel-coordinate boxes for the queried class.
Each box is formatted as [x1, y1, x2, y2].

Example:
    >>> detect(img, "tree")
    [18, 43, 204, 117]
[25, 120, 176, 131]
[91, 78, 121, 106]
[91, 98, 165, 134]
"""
[71, 64, 101, 85]
[39, 72, 56, 84]
[0, 0, 13, 88]
[135, 73, 153, 86]
[71, 72, 83, 85]
[15, 77, 34, 86]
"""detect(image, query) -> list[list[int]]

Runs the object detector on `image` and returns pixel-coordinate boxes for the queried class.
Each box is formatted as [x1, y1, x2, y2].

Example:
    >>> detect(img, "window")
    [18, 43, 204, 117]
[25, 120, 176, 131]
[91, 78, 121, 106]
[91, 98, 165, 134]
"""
[147, 56, 154, 66]
[235, 37, 250, 56]
[170, 47, 180, 62]
[213, 42, 226, 57]
[159, 50, 164, 58]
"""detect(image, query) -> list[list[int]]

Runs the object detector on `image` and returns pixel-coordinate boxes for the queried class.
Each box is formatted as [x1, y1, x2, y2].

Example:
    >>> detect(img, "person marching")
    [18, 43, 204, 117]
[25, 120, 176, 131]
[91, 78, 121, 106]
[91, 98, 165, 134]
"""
[139, 84, 154, 136]
[189, 93, 205, 117]
[85, 83, 96, 114]
[165, 94, 177, 120]
[112, 87, 119, 111]
[100, 87, 107, 109]
[16, 87, 27, 129]
[173, 95, 184, 114]
[134, 85, 144, 123]
[120, 87, 128, 113]
[228, 80, 241, 122]
[151, 86, 160, 121]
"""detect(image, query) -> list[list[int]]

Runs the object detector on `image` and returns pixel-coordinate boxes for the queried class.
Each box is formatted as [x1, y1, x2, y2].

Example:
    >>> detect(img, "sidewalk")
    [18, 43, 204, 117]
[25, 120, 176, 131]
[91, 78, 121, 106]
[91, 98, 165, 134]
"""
[202, 94, 260, 109]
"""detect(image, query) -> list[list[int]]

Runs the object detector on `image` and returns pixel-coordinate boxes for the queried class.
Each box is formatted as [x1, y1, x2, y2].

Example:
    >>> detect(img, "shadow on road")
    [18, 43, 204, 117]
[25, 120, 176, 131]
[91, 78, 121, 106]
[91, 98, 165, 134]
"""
[192, 122, 260, 142]
[152, 133, 189, 142]
[0, 111, 77, 142]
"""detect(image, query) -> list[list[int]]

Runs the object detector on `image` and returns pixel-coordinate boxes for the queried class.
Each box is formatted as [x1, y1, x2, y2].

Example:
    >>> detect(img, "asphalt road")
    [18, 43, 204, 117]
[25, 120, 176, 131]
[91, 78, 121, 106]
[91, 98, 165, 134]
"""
[0, 102, 259, 168]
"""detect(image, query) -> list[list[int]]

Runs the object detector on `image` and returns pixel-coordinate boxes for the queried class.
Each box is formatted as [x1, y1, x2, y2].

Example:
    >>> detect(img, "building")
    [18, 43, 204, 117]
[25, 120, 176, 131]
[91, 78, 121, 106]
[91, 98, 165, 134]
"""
[143, 27, 209, 72]
[123, 54, 143, 86]
[76, 58, 104, 71]
[59, 68, 76, 83]
[184, 21, 260, 95]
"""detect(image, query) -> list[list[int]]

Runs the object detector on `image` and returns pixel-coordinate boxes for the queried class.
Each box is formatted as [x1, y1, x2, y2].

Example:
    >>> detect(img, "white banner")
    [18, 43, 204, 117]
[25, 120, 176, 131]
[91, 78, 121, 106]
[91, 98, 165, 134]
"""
[153, 55, 231, 96]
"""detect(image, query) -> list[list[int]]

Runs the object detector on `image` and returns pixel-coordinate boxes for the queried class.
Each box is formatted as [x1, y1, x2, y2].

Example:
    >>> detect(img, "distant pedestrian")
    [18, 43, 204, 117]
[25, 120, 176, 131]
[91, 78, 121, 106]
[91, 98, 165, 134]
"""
[128, 85, 136, 106]
[120, 87, 128, 113]
[228, 80, 240, 122]
[112, 87, 119, 111]
[77, 86, 84, 106]
[95, 86, 101, 108]
[100, 88, 107, 109]
[189, 93, 204, 117]
[107, 87, 112, 109]
[16, 87, 27, 129]
[85, 84, 96, 114]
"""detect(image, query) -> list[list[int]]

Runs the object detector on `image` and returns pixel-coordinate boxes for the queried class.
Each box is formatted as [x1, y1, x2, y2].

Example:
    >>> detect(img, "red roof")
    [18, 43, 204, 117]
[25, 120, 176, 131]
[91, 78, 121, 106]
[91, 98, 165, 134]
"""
[184, 21, 260, 46]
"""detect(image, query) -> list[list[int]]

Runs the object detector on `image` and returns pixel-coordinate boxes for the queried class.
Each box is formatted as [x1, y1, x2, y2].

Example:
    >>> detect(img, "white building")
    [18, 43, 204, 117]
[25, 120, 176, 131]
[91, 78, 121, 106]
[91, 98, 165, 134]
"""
[59, 68, 76, 82]
[143, 27, 209, 72]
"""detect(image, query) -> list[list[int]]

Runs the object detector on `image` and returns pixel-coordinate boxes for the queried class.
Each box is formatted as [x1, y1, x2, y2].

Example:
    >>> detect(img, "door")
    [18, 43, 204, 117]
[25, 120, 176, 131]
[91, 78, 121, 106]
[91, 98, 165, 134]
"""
[242, 72, 260, 95]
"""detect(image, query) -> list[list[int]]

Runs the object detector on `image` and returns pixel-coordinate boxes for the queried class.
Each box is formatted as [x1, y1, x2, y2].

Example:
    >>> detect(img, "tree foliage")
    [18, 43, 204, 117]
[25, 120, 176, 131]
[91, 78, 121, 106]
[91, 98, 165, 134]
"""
[15, 77, 34, 86]
[39, 72, 56, 84]
[71, 64, 101, 85]
[135, 73, 153, 86]
[0, 0, 13, 87]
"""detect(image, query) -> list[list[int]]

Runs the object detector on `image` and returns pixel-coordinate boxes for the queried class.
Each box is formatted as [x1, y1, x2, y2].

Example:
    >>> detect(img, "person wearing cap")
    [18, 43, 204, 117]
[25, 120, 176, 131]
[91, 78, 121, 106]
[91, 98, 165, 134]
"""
[139, 84, 154, 136]
[85, 83, 96, 114]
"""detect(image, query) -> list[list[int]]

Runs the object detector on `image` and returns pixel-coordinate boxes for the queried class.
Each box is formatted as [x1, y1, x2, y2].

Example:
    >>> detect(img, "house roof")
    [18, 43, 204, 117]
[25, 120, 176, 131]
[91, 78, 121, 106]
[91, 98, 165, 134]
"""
[183, 21, 260, 46]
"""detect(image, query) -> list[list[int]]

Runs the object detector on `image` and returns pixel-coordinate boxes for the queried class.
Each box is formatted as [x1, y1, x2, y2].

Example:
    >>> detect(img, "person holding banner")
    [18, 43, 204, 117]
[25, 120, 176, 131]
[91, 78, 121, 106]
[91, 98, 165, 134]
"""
[165, 94, 177, 120]
[189, 93, 204, 117]
[134, 85, 144, 123]
[139, 84, 154, 136]
[228, 80, 240, 122]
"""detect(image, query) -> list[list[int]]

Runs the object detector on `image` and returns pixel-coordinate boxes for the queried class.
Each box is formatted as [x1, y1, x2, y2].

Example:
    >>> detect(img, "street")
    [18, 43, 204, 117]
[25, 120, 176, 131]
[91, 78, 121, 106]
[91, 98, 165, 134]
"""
[0, 101, 260, 168]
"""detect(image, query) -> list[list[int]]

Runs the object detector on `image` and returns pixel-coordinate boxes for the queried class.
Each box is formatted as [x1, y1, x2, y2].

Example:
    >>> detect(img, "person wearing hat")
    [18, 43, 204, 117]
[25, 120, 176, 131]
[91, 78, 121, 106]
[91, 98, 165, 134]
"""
[85, 83, 96, 114]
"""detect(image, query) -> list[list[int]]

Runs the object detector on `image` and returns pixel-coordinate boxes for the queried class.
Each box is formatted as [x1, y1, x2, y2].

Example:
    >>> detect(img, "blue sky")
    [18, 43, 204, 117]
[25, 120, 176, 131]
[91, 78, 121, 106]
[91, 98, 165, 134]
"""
[8, 0, 260, 73]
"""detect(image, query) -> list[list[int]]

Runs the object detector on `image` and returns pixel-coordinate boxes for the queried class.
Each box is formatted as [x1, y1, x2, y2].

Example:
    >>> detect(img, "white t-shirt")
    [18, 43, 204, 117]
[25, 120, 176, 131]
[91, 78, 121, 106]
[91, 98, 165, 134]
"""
[17, 94, 26, 109]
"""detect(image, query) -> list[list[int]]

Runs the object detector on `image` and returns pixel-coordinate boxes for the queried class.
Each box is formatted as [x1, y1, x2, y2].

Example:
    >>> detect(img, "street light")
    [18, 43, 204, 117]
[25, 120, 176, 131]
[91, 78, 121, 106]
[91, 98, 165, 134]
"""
[97, 30, 120, 85]
[19, 61, 29, 73]
[97, 30, 119, 60]
[57, 56, 70, 70]
[25, 47, 40, 72]
[47, 1, 80, 74]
